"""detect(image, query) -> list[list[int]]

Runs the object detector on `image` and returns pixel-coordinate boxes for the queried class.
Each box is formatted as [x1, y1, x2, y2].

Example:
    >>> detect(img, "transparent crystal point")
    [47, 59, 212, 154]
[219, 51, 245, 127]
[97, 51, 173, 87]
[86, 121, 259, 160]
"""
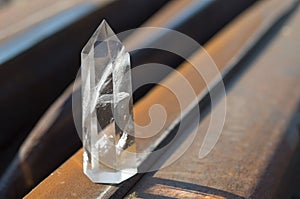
[81, 20, 137, 184]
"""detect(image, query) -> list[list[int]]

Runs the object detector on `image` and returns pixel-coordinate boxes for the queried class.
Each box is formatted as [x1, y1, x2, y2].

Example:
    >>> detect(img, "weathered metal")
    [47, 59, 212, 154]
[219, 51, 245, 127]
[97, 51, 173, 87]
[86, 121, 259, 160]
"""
[0, 0, 170, 198]
[0, 0, 169, 180]
[0, 0, 258, 181]
[24, 0, 299, 198]
[0, 0, 113, 43]
[0, 0, 262, 198]
[130, 0, 258, 100]
[125, 2, 300, 197]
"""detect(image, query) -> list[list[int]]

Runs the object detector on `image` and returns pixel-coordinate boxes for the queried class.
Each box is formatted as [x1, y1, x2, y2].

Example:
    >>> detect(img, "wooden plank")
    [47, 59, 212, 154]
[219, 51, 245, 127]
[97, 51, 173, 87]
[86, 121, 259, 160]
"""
[24, 0, 298, 198]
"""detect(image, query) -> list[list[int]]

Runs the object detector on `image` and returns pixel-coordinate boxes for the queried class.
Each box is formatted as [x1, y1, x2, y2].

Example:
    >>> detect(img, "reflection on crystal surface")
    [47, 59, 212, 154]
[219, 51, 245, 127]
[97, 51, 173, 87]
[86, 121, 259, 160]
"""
[81, 20, 136, 184]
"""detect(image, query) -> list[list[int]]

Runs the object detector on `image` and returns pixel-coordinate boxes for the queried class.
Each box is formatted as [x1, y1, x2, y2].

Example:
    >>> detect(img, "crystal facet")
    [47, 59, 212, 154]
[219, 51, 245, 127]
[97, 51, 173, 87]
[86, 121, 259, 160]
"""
[81, 20, 137, 183]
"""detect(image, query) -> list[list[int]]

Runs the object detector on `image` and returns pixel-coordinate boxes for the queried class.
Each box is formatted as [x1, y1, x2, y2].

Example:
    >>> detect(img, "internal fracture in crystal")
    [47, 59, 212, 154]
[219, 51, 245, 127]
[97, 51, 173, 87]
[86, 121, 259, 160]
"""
[81, 20, 137, 183]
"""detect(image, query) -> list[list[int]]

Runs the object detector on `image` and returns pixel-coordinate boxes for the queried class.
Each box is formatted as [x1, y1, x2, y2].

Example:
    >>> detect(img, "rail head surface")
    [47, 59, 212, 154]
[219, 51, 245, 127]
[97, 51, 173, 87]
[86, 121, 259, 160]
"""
[25, 0, 300, 198]
[125, 6, 300, 199]
[2, 0, 260, 198]
[0, 0, 171, 198]
[0, 0, 261, 198]
[0, 0, 113, 44]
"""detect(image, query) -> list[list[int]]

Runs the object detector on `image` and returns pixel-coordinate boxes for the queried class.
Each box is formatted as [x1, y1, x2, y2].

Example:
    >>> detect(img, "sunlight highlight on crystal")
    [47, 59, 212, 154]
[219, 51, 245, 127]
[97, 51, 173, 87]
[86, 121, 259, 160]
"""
[81, 20, 137, 184]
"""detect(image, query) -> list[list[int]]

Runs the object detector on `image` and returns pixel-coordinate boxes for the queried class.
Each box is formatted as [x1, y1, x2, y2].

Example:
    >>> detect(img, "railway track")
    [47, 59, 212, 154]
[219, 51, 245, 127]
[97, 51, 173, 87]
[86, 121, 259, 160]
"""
[0, 0, 299, 198]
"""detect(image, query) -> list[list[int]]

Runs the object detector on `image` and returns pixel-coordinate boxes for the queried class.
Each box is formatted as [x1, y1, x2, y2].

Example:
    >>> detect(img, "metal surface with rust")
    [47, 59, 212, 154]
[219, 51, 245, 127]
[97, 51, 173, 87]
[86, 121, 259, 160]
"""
[0, 0, 169, 156]
[24, 0, 300, 198]
[0, 0, 114, 43]
[0, 0, 170, 198]
[126, 2, 300, 199]
[0, 0, 262, 198]
[0, 0, 258, 182]
[129, 0, 258, 101]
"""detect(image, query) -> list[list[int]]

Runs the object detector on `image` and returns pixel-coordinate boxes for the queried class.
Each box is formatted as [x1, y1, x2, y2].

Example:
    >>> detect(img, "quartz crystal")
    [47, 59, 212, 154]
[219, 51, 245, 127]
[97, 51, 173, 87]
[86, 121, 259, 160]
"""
[81, 20, 137, 183]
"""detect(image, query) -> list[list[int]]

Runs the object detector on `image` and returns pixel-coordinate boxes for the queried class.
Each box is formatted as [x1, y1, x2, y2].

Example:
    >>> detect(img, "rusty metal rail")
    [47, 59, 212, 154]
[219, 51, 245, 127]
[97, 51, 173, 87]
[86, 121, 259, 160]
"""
[0, 0, 260, 198]
[24, 0, 300, 198]
[125, 3, 300, 198]
[0, 0, 169, 182]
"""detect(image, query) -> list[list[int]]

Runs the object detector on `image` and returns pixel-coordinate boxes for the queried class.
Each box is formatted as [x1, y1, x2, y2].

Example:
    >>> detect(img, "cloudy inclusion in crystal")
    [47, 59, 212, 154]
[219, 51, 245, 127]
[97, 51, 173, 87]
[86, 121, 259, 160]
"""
[81, 20, 136, 184]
